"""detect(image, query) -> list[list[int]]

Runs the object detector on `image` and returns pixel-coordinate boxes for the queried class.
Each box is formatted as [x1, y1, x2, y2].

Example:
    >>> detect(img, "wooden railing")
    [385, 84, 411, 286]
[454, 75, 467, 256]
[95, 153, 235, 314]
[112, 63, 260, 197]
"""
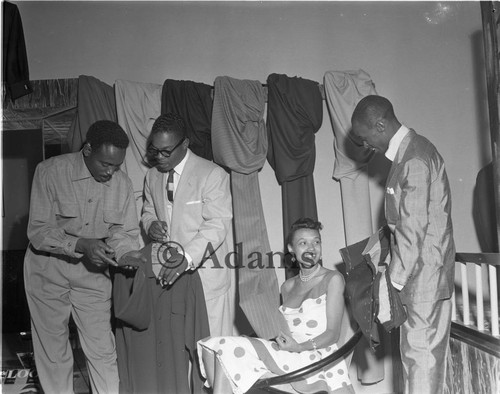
[451, 252, 500, 357]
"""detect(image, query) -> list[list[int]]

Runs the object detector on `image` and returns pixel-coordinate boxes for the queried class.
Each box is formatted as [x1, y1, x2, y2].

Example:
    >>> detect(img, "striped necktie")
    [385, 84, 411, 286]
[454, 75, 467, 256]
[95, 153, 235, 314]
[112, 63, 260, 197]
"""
[167, 170, 174, 202]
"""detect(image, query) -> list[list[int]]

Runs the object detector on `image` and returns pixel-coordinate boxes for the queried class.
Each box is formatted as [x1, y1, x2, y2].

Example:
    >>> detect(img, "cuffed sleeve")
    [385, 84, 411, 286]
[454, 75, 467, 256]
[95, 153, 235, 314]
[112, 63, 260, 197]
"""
[27, 164, 83, 258]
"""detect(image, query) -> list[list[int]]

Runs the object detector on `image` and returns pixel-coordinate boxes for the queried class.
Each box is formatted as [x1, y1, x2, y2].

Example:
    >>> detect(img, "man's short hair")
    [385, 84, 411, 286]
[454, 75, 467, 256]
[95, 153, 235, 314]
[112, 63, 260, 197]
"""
[86, 120, 129, 150]
[352, 95, 395, 127]
[150, 113, 186, 139]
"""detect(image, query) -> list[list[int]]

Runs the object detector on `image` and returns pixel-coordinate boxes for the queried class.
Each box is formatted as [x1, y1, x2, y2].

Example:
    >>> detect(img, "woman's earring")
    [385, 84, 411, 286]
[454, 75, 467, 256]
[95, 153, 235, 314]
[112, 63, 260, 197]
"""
[291, 255, 296, 262]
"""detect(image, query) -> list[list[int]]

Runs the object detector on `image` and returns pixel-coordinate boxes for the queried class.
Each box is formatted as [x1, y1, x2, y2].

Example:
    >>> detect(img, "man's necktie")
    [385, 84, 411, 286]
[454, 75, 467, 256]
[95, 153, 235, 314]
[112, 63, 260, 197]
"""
[167, 170, 174, 202]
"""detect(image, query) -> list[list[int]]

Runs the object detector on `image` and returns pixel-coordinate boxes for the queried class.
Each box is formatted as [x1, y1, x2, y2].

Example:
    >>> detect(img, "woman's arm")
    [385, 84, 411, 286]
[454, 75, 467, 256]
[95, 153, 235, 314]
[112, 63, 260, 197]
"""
[277, 279, 294, 337]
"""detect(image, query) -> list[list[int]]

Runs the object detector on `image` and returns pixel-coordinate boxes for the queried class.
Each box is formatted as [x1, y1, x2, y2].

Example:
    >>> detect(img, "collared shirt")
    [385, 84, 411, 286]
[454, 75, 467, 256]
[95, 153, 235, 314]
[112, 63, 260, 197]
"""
[384, 126, 410, 291]
[163, 149, 190, 216]
[385, 125, 410, 162]
[162, 149, 195, 269]
[27, 151, 140, 261]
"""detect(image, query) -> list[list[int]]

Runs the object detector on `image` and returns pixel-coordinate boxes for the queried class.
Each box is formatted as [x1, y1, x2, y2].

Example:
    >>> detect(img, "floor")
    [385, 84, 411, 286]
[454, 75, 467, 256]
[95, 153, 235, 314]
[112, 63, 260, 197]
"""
[1, 330, 91, 394]
[2, 250, 90, 393]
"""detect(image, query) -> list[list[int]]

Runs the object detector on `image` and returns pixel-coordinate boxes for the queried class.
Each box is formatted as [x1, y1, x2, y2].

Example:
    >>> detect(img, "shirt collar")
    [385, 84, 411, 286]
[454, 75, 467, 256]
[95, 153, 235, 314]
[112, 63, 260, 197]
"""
[72, 151, 112, 186]
[72, 151, 94, 181]
[385, 125, 410, 162]
[172, 149, 190, 175]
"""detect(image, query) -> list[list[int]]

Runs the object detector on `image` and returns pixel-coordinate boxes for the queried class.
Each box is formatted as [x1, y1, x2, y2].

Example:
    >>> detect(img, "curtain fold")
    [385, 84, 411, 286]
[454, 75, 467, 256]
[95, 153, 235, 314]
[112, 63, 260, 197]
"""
[324, 69, 385, 384]
[115, 79, 162, 227]
[211, 76, 283, 339]
[67, 75, 116, 152]
[161, 79, 213, 161]
[266, 73, 322, 279]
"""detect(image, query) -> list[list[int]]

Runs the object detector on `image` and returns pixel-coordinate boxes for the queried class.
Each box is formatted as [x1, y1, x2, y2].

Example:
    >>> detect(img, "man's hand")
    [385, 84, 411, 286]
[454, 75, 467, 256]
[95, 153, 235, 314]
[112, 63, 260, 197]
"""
[76, 238, 117, 268]
[148, 221, 169, 242]
[158, 248, 188, 287]
[118, 250, 147, 270]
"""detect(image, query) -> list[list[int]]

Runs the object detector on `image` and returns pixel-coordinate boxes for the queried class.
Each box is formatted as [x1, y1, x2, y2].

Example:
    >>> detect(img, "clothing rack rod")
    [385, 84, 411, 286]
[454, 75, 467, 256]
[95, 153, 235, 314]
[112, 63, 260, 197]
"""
[210, 83, 325, 101]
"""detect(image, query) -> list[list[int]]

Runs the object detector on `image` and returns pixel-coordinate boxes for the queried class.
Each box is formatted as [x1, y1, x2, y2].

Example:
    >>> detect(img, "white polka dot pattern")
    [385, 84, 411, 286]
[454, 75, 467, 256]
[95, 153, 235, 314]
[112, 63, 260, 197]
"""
[197, 294, 353, 393]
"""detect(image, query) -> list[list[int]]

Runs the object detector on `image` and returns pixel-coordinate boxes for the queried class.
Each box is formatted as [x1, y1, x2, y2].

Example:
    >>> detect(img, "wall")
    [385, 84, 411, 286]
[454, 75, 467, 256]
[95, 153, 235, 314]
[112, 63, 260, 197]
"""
[2, 129, 44, 250]
[16, 0, 488, 284]
[11, 1, 490, 392]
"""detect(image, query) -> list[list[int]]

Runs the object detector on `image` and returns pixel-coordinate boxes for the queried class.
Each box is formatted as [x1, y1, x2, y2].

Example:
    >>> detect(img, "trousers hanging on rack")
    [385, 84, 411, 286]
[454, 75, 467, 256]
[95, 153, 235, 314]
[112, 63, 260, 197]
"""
[266, 73, 322, 279]
[161, 79, 214, 161]
[211, 76, 284, 339]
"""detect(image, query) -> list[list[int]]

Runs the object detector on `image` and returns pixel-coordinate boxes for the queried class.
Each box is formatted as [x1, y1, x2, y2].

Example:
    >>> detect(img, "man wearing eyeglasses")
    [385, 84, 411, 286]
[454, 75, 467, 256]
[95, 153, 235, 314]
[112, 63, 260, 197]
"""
[141, 113, 235, 338]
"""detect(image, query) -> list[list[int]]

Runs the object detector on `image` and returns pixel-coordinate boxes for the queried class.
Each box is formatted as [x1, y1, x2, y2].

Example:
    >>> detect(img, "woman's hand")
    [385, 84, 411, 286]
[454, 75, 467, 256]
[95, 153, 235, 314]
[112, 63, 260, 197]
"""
[275, 332, 301, 352]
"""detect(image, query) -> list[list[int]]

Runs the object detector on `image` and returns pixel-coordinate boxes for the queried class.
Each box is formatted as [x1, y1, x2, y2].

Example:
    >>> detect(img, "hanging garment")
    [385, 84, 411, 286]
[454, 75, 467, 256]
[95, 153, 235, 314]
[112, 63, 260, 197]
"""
[266, 73, 322, 279]
[115, 79, 162, 223]
[67, 75, 116, 152]
[324, 70, 376, 181]
[323, 70, 377, 248]
[211, 76, 284, 340]
[473, 159, 500, 252]
[161, 79, 213, 160]
[113, 243, 210, 394]
[324, 70, 384, 384]
[2, 2, 32, 101]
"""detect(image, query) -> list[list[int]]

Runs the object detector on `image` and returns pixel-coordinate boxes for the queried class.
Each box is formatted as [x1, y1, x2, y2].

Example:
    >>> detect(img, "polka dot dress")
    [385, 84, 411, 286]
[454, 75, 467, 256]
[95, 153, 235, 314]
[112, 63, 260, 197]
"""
[198, 294, 353, 393]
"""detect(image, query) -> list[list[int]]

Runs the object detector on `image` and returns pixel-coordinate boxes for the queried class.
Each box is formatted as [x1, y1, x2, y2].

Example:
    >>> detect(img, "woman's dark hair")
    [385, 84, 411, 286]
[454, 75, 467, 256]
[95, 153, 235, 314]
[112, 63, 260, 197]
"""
[286, 218, 323, 246]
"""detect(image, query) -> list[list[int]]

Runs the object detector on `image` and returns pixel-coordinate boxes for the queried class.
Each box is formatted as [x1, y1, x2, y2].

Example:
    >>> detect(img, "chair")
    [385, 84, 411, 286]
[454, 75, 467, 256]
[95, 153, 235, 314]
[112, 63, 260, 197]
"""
[249, 227, 401, 393]
[247, 271, 363, 393]
[250, 329, 363, 393]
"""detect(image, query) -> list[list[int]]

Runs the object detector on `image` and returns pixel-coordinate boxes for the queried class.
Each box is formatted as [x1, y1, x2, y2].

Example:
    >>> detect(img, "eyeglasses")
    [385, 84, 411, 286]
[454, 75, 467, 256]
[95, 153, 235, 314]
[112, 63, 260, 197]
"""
[147, 137, 185, 158]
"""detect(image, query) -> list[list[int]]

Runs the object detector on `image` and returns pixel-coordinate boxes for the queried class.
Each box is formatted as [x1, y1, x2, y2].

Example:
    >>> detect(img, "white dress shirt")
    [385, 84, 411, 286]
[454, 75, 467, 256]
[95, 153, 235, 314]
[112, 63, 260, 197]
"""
[385, 125, 410, 162]
[384, 125, 410, 291]
[162, 150, 195, 269]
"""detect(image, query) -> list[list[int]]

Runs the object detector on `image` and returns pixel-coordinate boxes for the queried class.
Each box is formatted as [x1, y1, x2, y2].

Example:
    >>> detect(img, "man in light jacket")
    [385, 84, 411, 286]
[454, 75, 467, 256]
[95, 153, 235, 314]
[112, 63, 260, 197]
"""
[351, 95, 455, 394]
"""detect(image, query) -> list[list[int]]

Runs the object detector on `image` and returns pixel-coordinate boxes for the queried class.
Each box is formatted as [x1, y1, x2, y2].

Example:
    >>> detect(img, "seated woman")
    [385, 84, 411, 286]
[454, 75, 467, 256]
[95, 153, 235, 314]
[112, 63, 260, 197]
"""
[198, 218, 354, 394]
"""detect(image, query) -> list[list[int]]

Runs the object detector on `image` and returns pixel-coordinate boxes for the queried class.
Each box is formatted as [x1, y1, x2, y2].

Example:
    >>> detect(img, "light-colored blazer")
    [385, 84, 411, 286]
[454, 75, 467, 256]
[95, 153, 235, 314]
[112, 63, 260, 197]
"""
[385, 130, 455, 304]
[142, 150, 233, 301]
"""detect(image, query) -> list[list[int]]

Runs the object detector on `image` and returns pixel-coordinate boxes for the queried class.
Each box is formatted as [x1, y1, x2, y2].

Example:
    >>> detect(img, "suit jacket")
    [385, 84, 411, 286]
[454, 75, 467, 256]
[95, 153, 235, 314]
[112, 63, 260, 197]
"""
[113, 244, 210, 394]
[385, 130, 455, 304]
[142, 150, 233, 300]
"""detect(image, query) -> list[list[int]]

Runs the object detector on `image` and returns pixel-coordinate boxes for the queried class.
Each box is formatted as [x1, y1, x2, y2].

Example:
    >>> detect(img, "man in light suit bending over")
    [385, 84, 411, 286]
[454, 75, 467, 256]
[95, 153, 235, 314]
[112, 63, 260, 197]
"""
[142, 113, 235, 336]
[351, 95, 455, 394]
